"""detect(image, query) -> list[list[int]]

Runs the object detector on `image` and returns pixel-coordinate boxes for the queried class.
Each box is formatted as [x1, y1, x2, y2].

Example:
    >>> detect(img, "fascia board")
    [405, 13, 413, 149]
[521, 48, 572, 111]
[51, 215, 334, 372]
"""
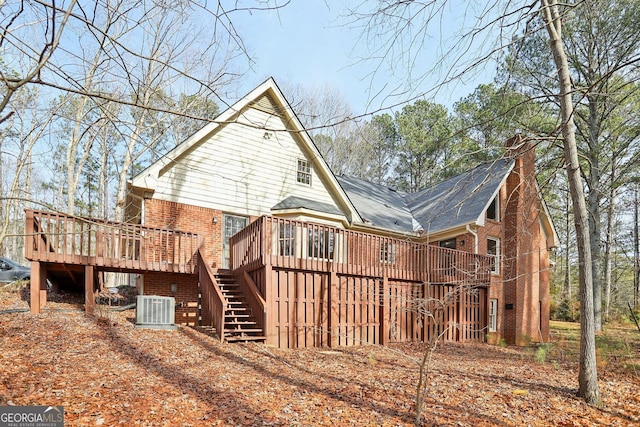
[265, 79, 363, 225]
[420, 223, 476, 243]
[130, 79, 278, 190]
[535, 180, 560, 248]
[272, 207, 349, 227]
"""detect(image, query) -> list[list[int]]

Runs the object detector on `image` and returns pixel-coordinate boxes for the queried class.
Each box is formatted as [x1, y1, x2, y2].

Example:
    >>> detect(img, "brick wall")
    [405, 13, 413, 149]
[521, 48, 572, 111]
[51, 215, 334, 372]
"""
[140, 199, 262, 326]
[143, 271, 200, 326]
[143, 199, 223, 269]
[428, 140, 552, 346]
[502, 136, 548, 345]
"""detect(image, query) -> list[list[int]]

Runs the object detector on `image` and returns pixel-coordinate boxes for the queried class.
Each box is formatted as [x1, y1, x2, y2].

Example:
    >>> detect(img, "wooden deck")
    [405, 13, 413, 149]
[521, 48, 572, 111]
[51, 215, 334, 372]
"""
[25, 209, 202, 314]
[230, 216, 493, 348]
[25, 210, 202, 273]
[24, 210, 493, 348]
[231, 216, 492, 285]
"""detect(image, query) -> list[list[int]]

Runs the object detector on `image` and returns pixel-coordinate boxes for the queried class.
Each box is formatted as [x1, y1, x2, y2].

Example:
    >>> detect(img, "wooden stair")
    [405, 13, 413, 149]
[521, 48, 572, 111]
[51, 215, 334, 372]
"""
[215, 273, 265, 343]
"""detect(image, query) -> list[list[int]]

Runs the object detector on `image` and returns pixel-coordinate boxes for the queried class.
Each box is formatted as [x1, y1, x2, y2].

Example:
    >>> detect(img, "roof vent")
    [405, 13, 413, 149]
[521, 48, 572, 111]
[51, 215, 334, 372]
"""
[250, 94, 285, 117]
[136, 295, 177, 330]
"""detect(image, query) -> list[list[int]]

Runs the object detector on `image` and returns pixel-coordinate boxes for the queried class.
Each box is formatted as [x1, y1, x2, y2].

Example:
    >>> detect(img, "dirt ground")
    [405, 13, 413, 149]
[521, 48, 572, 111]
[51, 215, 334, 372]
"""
[1, 287, 639, 426]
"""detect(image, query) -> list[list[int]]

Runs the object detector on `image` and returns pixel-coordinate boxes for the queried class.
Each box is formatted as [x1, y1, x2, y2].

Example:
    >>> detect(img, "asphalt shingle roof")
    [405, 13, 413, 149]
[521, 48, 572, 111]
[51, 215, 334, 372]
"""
[407, 159, 515, 234]
[338, 158, 515, 234]
[336, 176, 415, 232]
[271, 196, 344, 217]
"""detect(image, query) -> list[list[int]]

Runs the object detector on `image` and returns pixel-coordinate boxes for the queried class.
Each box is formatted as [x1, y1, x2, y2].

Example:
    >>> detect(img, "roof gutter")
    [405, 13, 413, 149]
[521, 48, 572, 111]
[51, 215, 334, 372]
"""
[349, 222, 424, 240]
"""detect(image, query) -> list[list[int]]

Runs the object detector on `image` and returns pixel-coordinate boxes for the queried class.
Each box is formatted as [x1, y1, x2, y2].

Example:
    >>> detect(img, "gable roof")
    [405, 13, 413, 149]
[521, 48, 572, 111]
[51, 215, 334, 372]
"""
[129, 77, 555, 245]
[338, 159, 515, 236]
[407, 159, 515, 234]
[129, 77, 362, 224]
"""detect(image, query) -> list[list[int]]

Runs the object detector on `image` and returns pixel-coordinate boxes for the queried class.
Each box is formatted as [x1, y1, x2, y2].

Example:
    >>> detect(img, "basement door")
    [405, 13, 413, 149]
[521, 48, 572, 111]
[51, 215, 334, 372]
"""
[222, 214, 249, 269]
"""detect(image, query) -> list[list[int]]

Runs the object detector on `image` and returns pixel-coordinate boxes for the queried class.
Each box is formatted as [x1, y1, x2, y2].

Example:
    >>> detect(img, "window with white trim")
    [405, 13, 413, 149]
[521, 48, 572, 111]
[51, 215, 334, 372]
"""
[308, 228, 334, 259]
[380, 242, 396, 263]
[489, 299, 498, 332]
[278, 223, 296, 256]
[297, 159, 311, 185]
[487, 237, 500, 274]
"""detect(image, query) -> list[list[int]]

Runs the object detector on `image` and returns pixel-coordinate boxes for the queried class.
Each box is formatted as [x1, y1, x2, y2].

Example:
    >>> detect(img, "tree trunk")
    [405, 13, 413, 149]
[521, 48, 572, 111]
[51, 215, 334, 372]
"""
[564, 187, 571, 302]
[587, 96, 603, 331]
[635, 182, 639, 308]
[603, 163, 617, 322]
[541, 0, 601, 406]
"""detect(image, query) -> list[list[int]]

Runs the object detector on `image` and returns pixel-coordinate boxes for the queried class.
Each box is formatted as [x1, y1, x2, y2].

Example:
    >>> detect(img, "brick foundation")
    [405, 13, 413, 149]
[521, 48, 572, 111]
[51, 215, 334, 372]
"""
[142, 271, 200, 326]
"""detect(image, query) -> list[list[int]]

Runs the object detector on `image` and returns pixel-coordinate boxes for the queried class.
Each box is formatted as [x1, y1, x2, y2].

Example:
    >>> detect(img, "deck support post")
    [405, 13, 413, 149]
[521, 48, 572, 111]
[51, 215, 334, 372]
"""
[380, 272, 389, 346]
[422, 282, 429, 343]
[264, 262, 278, 347]
[30, 261, 47, 314]
[329, 271, 339, 348]
[85, 265, 96, 315]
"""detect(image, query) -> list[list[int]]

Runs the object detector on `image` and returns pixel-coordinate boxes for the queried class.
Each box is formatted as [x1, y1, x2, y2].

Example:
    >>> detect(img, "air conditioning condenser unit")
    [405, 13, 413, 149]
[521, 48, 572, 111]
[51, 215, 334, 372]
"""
[135, 295, 177, 330]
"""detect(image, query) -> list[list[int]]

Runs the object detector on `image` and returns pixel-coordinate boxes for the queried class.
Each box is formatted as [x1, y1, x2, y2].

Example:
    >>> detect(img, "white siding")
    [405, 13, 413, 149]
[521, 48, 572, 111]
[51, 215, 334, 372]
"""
[150, 107, 342, 217]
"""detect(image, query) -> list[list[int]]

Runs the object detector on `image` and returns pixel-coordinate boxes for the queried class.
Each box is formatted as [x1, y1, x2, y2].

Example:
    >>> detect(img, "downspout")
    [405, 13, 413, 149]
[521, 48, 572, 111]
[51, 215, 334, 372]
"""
[466, 224, 478, 254]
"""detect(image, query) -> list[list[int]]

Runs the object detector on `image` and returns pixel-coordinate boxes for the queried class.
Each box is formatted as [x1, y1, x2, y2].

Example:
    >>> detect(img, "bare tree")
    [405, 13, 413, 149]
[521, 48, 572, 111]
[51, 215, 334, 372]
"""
[0, 0, 78, 121]
[540, 0, 600, 405]
[346, 0, 603, 406]
[0, 0, 289, 222]
[0, 85, 57, 258]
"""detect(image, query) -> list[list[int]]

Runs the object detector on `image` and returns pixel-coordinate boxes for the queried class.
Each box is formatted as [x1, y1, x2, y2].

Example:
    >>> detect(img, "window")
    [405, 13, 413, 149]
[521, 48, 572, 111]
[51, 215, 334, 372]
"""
[308, 228, 334, 259]
[438, 238, 457, 275]
[380, 242, 396, 263]
[487, 196, 499, 221]
[222, 214, 249, 269]
[487, 237, 500, 274]
[439, 238, 457, 250]
[489, 299, 498, 332]
[297, 159, 311, 185]
[278, 223, 296, 256]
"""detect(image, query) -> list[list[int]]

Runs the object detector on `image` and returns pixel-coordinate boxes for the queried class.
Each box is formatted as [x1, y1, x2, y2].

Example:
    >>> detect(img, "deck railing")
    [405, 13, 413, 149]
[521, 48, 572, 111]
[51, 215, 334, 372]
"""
[230, 215, 492, 285]
[25, 209, 202, 273]
[197, 249, 226, 340]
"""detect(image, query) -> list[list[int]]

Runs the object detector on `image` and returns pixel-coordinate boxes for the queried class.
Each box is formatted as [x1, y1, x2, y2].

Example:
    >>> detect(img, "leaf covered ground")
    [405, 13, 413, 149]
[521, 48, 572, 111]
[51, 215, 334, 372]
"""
[1, 287, 639, 426]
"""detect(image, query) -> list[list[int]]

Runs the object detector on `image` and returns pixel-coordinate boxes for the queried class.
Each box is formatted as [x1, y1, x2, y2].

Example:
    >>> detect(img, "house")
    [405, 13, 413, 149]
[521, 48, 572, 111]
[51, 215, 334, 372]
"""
[26, 78, 557, 348]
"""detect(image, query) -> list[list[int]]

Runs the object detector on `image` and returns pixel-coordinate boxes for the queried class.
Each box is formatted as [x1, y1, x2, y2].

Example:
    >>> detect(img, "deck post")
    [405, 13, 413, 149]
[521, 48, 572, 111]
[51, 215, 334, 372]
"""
[380, 272, 389, 346]
[25, 210, 34, 260]
[421, 281, 428, 343]
[328, 270, 339, 348]
[264, 262, 278, 347]
[85, 265, 96, 315]
[30, 261, 47, 314]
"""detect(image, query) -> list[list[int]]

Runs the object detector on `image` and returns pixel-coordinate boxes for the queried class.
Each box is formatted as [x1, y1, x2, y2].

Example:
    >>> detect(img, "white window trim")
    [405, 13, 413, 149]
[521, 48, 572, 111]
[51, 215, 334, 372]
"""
[487, 236, 500, 274]
[296, 158, 311, 186]
[489, 298, 498, 332]
[306, 228, 335, 260]
[380, 242, 396, 264]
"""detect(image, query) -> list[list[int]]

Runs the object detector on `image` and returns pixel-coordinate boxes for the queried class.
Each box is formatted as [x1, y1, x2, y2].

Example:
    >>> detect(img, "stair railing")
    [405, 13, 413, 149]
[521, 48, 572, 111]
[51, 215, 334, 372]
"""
[197, 249, 226, 341]
[235, 270, 266, 335]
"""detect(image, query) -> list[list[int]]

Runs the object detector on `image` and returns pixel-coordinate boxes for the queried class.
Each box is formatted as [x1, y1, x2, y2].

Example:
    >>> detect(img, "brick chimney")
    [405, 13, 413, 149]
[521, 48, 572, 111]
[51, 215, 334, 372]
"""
[501, 134, 549, 345]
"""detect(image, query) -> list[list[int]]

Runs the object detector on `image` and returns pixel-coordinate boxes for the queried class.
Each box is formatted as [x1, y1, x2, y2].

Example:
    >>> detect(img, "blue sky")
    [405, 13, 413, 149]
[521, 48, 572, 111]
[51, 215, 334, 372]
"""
[232, 1, 498, 117]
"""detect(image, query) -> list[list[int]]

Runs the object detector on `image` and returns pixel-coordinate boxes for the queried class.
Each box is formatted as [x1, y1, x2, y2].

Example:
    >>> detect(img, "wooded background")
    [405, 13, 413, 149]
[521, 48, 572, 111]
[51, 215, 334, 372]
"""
[1, 0, 639, 334]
